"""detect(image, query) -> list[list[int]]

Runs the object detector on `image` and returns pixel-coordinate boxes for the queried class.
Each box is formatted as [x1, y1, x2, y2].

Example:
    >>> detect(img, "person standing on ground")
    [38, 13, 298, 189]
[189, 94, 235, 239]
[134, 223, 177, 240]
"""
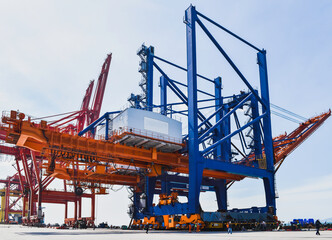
[227, 221, 232, 234]
[145, 224, 149, 234]
[262, 220, 266, 231]
[315, 220, 321, 235]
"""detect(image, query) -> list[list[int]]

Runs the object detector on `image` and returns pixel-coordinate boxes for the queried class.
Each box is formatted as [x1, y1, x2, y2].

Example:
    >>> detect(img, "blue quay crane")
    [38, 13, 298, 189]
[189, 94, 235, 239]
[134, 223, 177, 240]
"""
[77, 5, 330, 230]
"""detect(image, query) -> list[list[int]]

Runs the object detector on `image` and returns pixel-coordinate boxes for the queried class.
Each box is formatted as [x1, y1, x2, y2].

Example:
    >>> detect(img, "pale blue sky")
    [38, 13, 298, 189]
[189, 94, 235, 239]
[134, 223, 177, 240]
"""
[0, 1, 331, 225]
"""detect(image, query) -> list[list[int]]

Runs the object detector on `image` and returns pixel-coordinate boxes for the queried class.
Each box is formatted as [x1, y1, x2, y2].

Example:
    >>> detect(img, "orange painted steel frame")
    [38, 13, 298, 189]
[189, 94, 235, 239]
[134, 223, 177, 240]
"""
[2, 110, 330, 186]
[1, 107, 330, 228]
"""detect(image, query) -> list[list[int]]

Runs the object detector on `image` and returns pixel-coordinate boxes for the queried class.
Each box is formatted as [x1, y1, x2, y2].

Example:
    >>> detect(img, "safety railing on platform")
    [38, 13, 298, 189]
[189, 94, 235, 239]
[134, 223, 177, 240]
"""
[112, 126, 182, 144]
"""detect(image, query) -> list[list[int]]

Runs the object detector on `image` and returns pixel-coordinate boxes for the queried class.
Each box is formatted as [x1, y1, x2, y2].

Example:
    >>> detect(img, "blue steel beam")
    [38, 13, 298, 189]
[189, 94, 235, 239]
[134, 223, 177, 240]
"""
[198, 105, 223, 130]
[169, 78, 214, 97]
[214, 77, 227, 211]
[105, 114, 110, 140]
[198, 93, 252, 142]
[160, 76, 167, 115]
[221, 104, 231, 162]
[251, 93, 263, 160]
[201, 113, 266, 156]
[154, 55, 214, 83]
[196, 11, 262, 52]
[215, 179, 227, 211]
[257, 50, 276, 213]
[214, 76, 223, 161]
[185, 5, 204, 214]
[153, 61, 213, 128]
[145, 176, 156, 215]
[153, 97, 216, 108]
[195, 17, 266, 108]
[174, 104, 221, 114]
[257, 51, 274, 171]
[78, 111, 121, 136]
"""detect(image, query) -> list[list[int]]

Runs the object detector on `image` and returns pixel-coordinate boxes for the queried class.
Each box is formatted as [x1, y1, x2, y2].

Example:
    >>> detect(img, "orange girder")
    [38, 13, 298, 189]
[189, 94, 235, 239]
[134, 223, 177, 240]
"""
[1, 110, 330, 186]
[2, 114, 245, 182]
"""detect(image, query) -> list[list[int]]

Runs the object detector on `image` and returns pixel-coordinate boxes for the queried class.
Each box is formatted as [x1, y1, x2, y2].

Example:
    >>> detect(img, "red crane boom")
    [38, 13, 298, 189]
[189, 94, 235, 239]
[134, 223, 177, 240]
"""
[88, 53, 112, 125]
[77, 80, 94, 132]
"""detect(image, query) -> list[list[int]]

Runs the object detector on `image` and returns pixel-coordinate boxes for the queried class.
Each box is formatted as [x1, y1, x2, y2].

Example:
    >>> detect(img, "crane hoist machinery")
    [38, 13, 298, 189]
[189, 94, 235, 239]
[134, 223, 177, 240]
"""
[0, 5, 330, 230]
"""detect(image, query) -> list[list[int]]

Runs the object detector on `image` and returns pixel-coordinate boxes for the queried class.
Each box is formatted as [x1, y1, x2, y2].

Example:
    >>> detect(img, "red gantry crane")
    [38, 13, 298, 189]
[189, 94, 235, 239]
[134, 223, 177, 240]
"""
[0, 53, 112, 226]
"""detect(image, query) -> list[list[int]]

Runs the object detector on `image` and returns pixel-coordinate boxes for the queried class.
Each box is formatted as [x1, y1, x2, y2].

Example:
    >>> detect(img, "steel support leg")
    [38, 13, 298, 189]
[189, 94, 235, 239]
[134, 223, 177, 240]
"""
[91, 192, 95, 222]
[65, 202, 68, 219]
[4, 186, 9, 223]
[257, 50, 276, 213]
[160, 76, 167, 115]
[74, 198, 78, 221]
[161, 174, 170, 195]
[22, 197, 27, 218]
[145, 176, 156, 214]
[215, 179, 227, 211]
[78, 197, 82, 218]
[222, 105, 231, 161]
[251, 93, 262, 160]
[186, 5, 204, 214]
[213, 77, 227, 211]
[263, 174, 276, 214]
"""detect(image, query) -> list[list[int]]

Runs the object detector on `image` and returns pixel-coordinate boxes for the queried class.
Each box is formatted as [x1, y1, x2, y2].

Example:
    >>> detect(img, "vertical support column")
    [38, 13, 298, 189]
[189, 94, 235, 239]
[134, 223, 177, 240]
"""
[251, 92, 262, 160]
[160, 76, 167, 115]
[161, 174, 170, 195]
[215, 180, 227, 211]
[22, 196, 27, 218]
[37, 177, 42, 220]
[145, 176, 156, 214]
[257, 50, 276, 214]
[20, 150, 34, 219]
[133, 190, 140, 220]
[222, 104, 231, 162]
[105, 113, 110, 140]
[146, 46, 154, 111]
[65, 202, 68, 219]
[28, 190, 33, 219]
[257, 50, 274, 170]
[185, 5, 204, 214]
[263, 176, 275, 214]
[214, 77, 227, 211]
[4, 185, 10, 223]
[64, 180, 67, 220]
[0, 194, 5, 222]
[74, 198, 78, 221]
[91, 191, 95, 222]
[78, 197, 82, 219]
[35, 153, 43, 221]
[214, 77, 223, 160]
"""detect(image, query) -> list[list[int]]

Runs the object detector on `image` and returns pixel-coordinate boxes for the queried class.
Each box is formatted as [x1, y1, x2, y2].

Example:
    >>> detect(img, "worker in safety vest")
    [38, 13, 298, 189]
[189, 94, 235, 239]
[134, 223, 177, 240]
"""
[196, 223, 200, 232]
[226, 221, 232, 234]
